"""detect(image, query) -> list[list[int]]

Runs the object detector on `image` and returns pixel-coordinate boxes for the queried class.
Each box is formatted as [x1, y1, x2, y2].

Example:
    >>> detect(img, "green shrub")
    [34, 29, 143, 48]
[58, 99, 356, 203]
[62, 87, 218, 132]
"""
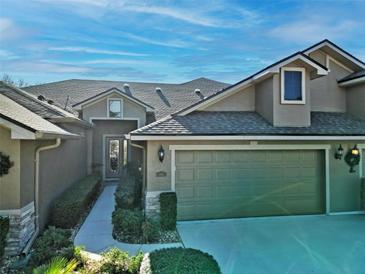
[159, 192, 177, 230]
[30, 227, 74, 267]
[112, 209, 143, 243]
[99, 248, 143, 274]
[141, 218, 160, 243]
[50, 175, 101, 228]
[0, 216, 9, 259]
[148, 248, 221, 274]
[32, 257, 78, 274]
[115, 177, 137, 210]
[362, 178, 365, 209]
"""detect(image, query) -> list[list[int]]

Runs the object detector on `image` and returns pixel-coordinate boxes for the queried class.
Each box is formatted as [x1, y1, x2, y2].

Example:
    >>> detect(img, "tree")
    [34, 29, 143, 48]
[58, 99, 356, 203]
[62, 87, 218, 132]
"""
[1, 73, 28, 88]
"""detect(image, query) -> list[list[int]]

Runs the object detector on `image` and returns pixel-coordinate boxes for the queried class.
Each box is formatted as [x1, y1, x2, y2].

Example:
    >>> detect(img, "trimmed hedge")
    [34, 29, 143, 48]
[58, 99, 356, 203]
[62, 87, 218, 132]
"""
[50, 175, 101, 228]
[159, 192, 177, 230]
[0, 216, 9, 259]
[147, 247, 221, 274]
[115, 175, 138, 210]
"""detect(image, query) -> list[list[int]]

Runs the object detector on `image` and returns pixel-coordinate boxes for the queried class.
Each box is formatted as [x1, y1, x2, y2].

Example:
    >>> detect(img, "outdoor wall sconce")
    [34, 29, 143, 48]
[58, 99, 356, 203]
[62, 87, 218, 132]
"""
[334, 145, 344, 160]
[344, 145, 360, 173]
[0, 152, 14, 177]
[158, 145, 165, 162]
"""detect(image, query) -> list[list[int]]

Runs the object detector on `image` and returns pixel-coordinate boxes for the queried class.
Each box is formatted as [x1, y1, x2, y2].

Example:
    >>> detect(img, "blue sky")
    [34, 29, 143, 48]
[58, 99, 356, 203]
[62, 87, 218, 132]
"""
[0, 0, 364, 85]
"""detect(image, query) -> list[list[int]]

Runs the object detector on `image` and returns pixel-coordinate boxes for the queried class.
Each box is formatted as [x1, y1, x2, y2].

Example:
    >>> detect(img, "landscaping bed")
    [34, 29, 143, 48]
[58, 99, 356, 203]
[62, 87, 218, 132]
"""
[112, 163, 180, 244]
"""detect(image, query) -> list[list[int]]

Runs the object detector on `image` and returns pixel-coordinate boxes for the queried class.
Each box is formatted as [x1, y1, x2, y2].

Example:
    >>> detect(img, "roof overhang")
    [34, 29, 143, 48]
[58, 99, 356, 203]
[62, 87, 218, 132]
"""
[303, 39, 365, 71]
[72, 87, 154, 111]
[128, 134, 365, 141]
[338, 76, 365, 87]
[176, 52, 327, 116]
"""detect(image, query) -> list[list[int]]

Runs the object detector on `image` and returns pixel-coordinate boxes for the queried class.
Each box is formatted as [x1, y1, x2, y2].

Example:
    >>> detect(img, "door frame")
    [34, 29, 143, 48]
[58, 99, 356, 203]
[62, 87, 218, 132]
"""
[102, 134, 126, 181]
[169, 144, 332, 214]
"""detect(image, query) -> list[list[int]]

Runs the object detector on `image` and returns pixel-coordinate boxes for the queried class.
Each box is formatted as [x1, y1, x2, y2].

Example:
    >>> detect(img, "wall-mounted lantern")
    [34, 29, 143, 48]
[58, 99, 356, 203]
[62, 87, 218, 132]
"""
[158, 145, 165, 163]
[344, 145, 360, 173]
[0, 152, 14, 177]
[334, 145, 344, 160]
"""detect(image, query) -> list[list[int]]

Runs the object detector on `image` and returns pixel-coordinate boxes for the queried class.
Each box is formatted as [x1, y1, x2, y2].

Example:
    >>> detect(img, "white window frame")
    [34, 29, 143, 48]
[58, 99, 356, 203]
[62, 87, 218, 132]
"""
[280, 67, 306, 105]
[107, 98, 123, 118]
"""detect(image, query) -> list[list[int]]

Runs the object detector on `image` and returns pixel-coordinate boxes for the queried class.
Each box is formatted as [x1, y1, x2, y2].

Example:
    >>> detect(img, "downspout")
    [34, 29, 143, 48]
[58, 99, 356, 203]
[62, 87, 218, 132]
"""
[130, 141, 146, 209]
[22, 138, 62, 255]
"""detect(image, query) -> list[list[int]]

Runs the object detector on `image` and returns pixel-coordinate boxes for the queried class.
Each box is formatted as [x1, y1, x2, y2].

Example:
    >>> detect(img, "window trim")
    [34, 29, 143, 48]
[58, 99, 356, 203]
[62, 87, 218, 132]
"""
[107, 98, 123, 118]
[280, 67, 306, 105]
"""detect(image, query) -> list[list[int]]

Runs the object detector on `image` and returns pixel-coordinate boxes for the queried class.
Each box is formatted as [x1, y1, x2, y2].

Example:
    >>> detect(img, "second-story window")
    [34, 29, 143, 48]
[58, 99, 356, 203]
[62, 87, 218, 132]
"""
[108, 99, 122, 118]
[281, 67, 305, 104]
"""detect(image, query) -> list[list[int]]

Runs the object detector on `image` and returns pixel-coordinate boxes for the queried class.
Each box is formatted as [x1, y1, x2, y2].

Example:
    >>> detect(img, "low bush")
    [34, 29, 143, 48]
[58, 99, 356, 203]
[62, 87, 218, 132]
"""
[115, 177, 137, 210]
[147, 247, 221, 274]
[141, 218, 160, 243]
[99, 248, 143, 274]
[112, 209, 143, 243]
[50, 175, 101, 228]
[0, 216, 9, 259]
[30, 227, 74, 267]
[159, 192, 177, 230]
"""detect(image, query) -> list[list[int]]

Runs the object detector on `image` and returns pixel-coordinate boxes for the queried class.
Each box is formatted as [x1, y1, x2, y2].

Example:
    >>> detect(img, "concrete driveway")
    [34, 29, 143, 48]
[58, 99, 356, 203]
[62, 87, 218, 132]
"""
[177, 215, 365, 274]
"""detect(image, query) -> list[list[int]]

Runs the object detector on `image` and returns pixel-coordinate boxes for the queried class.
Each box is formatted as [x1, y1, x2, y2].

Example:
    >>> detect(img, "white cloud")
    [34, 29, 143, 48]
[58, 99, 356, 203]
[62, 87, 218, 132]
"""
[122, 32, 191, 48]
[48, 46, 148, 56]
[1, 60, 91, 73]
[269, 19, 357, 43]
[119, 4, 222, 27]
[0, 18, 24, 41]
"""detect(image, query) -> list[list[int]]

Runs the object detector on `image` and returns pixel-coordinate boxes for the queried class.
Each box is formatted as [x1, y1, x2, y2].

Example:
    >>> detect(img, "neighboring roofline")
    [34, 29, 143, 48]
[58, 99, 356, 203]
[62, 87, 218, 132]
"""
[72, 87, 154, 110]
[128, 134, 365, 141]
[49, 117, 93, 128]
[174, 52, 328, 116]
[303, 39, 365, 69]
[0, 81, 75, 118]
[0, 113, 36, 133]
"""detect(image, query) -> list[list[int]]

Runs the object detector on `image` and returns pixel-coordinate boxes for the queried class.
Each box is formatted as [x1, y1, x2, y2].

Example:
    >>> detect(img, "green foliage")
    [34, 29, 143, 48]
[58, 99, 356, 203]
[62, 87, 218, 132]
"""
[159, 192, 177, 230]
[30, 227, 74, 267]
[0, 216, 9, 259]
[115, 177, 138, 210]
[362, 178, 365, 209]
[33, 257, 78, 274]
[148, 248, 221, 274]
[141, 218, 160, 243]
[99, 248, 143, 274]
[50, 175, 101, 228]
[112, 209, 143, 243]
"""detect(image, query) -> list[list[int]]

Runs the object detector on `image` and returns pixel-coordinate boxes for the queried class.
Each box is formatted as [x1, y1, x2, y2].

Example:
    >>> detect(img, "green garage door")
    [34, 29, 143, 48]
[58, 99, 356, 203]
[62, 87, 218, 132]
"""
[175, 150, 325, 220]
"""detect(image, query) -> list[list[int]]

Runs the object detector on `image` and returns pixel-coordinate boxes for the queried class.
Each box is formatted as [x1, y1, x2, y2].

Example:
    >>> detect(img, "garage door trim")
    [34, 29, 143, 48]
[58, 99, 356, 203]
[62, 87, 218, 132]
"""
[170, 144, 331, 214]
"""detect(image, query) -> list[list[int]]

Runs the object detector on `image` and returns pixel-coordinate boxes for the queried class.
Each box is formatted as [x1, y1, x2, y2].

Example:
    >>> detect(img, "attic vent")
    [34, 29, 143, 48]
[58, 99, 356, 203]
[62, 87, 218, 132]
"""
[47, 99, 54, 105]
[123, 83, 131, 94]
[37, 95, 46, 101]
[194, 89, 205, 99]
[155, 87, 162, 93]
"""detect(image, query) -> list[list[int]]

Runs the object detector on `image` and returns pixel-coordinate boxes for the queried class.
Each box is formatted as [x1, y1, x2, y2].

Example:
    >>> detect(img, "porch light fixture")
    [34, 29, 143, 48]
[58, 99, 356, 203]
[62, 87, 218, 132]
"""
[334, 145, 344, 160]
[344, 145, 360, 173]
[158, 145, 165, 163]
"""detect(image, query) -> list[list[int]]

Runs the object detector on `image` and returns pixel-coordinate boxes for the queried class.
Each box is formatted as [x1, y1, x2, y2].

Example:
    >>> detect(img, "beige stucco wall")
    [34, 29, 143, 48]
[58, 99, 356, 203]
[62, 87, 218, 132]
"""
[255, 76, 274, 123]
[203, 85, 255, 112]
[310, 59, 350, 112]
[0, 126, 21, 210]
[82, 91, 147, 126]
[146, 140, 365, 213]
[346, 83, 365, 119]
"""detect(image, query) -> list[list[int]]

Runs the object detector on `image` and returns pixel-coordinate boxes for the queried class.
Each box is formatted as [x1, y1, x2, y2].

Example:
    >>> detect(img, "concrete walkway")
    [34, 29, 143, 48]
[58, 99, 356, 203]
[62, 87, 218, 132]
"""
[178, 214, 365, 274]
[74, 185, 182, 254]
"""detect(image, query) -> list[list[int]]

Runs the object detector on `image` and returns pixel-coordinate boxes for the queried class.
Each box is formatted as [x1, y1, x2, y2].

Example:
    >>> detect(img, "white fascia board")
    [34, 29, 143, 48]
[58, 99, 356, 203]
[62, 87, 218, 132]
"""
[303, 41, 365, 70]
[169, 144, 331, 151]
[130, 135, 365, 141]
[0, 117, 36, 140]
[338, 76, 365, 87]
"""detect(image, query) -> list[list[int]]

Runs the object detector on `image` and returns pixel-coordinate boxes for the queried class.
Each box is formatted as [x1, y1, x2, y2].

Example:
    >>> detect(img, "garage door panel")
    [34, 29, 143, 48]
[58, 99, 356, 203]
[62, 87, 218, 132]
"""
[176, 150, 325, 220]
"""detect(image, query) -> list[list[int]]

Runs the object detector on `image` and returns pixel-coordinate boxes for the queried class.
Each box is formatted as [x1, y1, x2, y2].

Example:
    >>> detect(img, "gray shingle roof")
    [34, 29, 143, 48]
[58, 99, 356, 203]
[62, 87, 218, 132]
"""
[0, 81, 71, 119]
[338, 69, 365, 83]
[0, 94, 74, 136]
[24, 78, 229, 120]
[131, 111, 365, 136]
